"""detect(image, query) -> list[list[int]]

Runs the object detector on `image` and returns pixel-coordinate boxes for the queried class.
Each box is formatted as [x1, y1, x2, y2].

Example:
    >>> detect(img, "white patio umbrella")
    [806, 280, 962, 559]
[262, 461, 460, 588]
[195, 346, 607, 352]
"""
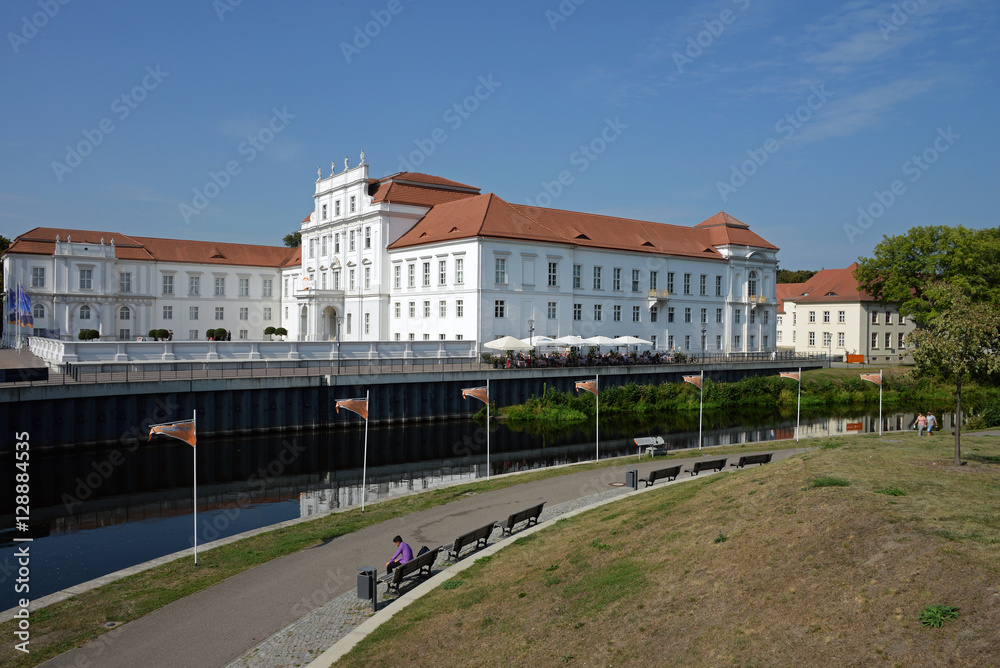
[613, 335, 653, 346]
[484, 335, 532, 351]
[521, 335, 557, 347]
[553, 334, 586, 346]
[583, 335, 617, 347]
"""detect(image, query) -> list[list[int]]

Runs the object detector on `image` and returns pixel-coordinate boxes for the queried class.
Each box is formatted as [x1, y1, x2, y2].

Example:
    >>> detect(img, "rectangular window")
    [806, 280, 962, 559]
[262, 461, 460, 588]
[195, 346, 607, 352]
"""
[119, 328, 130, 341]
[190, 307, 199, 320]
[808, 332, 816, 346]
[734, 309, 741, 324]
[349, 269, 355, 291]
[409, 302, 415, 318]
[190, 330, 198, 340]
[898, 332, 905, 348]
[613, 305, 621, 322]
[716, 308, 723, 323]
[365, 312, 370, 334]
[751, 311, 756, 325]
[650, 271, 658, 291]
[365, 226, 371, 249]
[548, 262, 558, 287]
[455, 258, 464, 284]
[632, 269, 640, 292]
[408, 264, 415, 288]
[885, 332, 892, 348]
[651, 335, 657, 349]
[395, 302, 401, 318]
[667, 307, 675, 323]
[456, 300, 464, 317]
[31, 267, 45, 288]
[777, 331, 783, 342]
[715, 275, 722, 297]
[684, 307, 691, 323]
[650, 306, 658, 322]
[239, 329, 248, 340]
[666, 272, 674, 294]
[885, 311, 892, 325]
[699, 274, 706, 296]
[594, 304, 602, 321]
[263, 307, 271, 321]
[322, 203, 328, 219]
[239, 278, 249, 297]
[215, 307, 224, 320]
[118, 272, 131, 293]
[573, 264, 582, 289]
[777, 315, 783, 326]
[333, 270, 341, 290]
[349, 230, 356, 252]
[350, 195, 356, 213]
[394, 265, 401, 289]
[837, 332, 845, 347]
[335, 200, 341, 216]
[262, 278, 273, 297]
[823, 311, 830, 323]
[793, 313, 797, 325]
[763, 311, 769, 325]
[808, 311, 815, 323]
[309, 238, 316, 259]
[364, 267, 371, 290]
[700, 308, 707, 324]
[871, 311, 879, 324]
[495, 300, 506, 318]
[439, 300, 446, 318]
[683, 273, 691, 295]
[838, 311, 845, 323]
[334, 233, 340, 253]
[668, 335, 675, 350]
[239, 307, 248, 321]
[735, 334, 741, 348]
[633, 305, 641, 322]
[347, 314, 352, 333]
[162, 275, 174, 295]
[899, 314, 905, 325]
[823, 332, 831, 346]
[593, 267, 602, 290]
[214, 277, 225, 296]
[190, 276, 201, 295]
[872, 332, 879, 348]
[495, 258, 507, 284]
[163, 306, 172, 320]
[684, 335, 691, 350]
[573, 303, 582, 320]
[716, 334, 722, 349]
[613, 267, 621, 291]
[547, 301, 557, 319]
[321, 235, 327, 255]
[439, 260, 447, 285]
[422, 262, 431, 287]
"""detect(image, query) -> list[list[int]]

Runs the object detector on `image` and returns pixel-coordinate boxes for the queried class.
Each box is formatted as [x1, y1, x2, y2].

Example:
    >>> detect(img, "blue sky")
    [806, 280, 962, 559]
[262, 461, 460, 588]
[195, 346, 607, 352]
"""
[2, 0, 997, 268]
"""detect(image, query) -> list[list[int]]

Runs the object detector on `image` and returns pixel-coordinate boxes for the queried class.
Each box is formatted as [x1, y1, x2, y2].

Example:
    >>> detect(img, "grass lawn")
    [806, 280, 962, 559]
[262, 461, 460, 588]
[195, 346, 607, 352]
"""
[0, 438, 813, 668]
[339, 431, 1000, 667]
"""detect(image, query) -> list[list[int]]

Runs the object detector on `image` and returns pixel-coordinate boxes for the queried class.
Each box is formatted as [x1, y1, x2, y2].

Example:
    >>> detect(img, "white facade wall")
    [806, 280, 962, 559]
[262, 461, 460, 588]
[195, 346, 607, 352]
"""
[777, 299, 914, 362]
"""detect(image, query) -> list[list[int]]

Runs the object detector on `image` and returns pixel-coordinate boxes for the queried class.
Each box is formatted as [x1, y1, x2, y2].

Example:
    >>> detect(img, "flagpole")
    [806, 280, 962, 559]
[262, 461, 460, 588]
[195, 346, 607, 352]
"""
[879, 369, 883, 436]
[193, 409, 198, 566]
[796, 367, 801, 443]
[362, 389, 370, 512]
[486, 378, 490, 482]
[698, 369, 704, 450]
[595, 373, 600, 463]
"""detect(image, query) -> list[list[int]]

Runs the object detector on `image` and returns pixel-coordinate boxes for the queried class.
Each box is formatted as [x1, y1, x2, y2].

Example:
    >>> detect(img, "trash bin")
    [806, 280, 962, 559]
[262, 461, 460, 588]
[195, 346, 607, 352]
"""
[357, 566, 376, 601]
[625, 469, 638, 490]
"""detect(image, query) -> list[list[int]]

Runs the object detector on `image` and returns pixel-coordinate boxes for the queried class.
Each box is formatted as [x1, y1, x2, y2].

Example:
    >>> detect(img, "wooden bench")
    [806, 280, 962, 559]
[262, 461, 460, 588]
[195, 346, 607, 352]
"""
[380, 546, 440, 594]
[446, 522, 496, 561]
[730, 453, 773, 468]
[684, 458, 728, 476]
[498, 502, 545, 536]
[638, 465, 681, 487]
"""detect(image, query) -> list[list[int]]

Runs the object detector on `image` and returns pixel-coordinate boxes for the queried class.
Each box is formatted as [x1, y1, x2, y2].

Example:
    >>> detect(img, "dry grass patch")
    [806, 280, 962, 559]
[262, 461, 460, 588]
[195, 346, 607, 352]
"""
[339, 432, 1000, 667]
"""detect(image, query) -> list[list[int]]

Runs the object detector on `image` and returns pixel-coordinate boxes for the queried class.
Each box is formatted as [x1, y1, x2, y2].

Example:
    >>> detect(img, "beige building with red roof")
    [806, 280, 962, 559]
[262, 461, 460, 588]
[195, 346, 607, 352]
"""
[775, 263, 916, 363]
[5, 157, 782, 353]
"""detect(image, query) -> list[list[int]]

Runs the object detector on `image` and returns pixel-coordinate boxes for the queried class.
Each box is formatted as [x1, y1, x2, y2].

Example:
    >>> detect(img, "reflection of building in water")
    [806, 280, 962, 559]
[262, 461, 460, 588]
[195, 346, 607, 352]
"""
[299, 465, 479, 518]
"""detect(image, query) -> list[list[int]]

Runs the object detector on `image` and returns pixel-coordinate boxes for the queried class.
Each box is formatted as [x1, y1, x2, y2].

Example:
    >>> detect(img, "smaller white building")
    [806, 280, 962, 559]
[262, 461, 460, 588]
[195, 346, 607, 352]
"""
[776, 264, 916, 363]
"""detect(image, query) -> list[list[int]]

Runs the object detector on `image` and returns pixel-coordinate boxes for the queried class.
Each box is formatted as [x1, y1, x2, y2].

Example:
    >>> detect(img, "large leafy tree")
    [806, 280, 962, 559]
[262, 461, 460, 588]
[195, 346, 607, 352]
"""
[282, 231, 302, 247]
[909, 284, 1000, 466]
[776, 268, 816, 283]
[854, 226, 1000, 327]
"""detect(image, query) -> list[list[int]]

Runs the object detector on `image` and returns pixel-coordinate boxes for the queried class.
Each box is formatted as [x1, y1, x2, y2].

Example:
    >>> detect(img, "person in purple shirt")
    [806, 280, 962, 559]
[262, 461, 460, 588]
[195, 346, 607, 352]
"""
[386, 535, 413, 573]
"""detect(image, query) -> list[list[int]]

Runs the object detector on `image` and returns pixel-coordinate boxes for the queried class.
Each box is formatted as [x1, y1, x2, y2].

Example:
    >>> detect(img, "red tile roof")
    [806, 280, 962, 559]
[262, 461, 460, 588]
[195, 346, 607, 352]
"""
[777, 263, 872, 304]
[389, 194, 775, 259]
[5, 228, 300, 268]
[368, 172, 481, 208]
[695, 212, 779, 250]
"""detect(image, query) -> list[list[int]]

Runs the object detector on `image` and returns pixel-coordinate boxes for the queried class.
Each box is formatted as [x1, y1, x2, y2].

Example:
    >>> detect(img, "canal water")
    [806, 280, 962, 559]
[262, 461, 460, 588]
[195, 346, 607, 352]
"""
[0, 407, 957, 611]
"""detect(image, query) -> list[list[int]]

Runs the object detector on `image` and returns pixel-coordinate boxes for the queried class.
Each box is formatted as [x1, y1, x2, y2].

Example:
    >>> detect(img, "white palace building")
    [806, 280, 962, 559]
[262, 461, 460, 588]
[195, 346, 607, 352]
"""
[3, 155, 780, 354]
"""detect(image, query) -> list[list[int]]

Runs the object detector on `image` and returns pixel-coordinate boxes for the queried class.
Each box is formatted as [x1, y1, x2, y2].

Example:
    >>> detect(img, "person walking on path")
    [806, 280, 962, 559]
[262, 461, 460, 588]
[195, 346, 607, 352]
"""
[916, 413, 927, 436]
[927, 412, 937, 435]
[386, 535, 413, 573]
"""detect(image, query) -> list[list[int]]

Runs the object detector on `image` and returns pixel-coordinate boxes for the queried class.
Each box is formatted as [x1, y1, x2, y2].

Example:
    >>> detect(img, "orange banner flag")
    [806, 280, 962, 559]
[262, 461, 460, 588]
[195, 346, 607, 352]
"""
[779, 371, 800, 381]
[462, 387, 489, 405]
[860, 373, 882, 386]
[575, 379, 598, 396]
[683, 375, 703, 389]
[148, 420, 196, 447]
[336, 398, 369, 420]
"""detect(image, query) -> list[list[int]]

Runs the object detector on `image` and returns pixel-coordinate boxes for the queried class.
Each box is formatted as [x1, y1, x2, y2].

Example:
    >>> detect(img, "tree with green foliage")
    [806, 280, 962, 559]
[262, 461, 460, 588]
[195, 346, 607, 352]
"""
[283, 231, 302, 247]
[854, 225, 1000, 327]
[776, 268, 816, 284]
[909, 284, 1000, 466]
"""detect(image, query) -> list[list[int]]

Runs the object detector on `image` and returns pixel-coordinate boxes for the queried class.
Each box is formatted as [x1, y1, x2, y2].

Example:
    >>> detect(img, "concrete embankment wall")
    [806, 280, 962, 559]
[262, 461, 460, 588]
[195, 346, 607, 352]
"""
[0, 362, 816, 451]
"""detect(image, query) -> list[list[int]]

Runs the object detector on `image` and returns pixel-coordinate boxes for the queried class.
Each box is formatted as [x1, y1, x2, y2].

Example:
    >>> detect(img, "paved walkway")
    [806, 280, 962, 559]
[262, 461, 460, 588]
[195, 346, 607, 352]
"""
[41, 448, 810, 668]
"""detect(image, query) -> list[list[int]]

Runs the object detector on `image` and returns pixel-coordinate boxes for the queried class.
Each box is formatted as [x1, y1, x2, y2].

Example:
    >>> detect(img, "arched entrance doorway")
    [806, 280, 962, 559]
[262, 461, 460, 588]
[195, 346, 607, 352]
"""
[299, 305, 308, 341]
[322, 306, 339, 340]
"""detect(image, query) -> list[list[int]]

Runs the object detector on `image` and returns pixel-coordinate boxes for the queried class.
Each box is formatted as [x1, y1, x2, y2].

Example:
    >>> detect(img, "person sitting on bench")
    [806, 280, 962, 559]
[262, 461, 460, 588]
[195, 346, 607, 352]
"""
[386, 535, 413, 573]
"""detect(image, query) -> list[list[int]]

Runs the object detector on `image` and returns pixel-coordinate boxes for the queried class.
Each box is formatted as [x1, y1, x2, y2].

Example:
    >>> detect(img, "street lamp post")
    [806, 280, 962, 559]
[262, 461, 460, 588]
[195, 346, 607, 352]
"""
[528, 318, 534, 347]
[337, 315, 344, 374]
[701, 323, 706, 360]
